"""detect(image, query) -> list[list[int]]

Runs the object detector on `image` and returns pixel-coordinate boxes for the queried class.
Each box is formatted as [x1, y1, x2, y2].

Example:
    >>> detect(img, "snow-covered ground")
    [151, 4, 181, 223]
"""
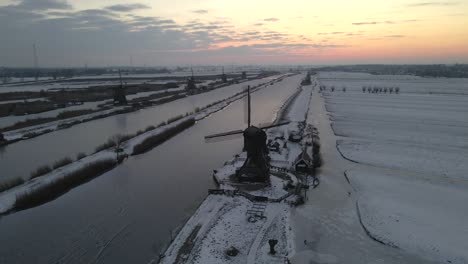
[318, 71, 468, 94]
[160, 74, 314, 264]
[320, 72, 468, 263]
[0, 70, 260, 92]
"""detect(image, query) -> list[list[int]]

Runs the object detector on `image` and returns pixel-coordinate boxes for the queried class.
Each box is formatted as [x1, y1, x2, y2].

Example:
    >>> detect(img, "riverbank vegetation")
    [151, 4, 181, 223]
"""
[14, 159, 117, 211]
[0, 178, 24, 193]
[132, 118, 195, 155]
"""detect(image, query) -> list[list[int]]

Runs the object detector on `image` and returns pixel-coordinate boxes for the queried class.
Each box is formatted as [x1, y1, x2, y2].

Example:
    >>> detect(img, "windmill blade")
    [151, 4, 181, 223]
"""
[205, 131, 243, 143]
[259, 121, 290, 130]
[205, 129, 244, 139]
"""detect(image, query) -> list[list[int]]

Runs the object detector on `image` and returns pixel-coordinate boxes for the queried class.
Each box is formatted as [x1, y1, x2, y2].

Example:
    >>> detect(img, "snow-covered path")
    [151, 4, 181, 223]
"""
[289, 90, 434, 264]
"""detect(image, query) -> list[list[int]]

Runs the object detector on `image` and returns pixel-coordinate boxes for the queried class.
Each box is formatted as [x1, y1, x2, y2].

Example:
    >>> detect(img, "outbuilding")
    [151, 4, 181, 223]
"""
[294, 150, 313, 173]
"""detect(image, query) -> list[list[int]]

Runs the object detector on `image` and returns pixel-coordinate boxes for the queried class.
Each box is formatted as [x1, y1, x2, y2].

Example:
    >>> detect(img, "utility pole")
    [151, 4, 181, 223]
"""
[33, 43, 39, 81]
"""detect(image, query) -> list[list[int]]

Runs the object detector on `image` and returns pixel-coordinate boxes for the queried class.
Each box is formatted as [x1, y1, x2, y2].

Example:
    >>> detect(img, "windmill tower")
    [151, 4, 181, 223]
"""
[221, 66, 228, 83]
[205, 86, 289, 182]
[185, 67, 197, 93]
[113, 69, 127, 105]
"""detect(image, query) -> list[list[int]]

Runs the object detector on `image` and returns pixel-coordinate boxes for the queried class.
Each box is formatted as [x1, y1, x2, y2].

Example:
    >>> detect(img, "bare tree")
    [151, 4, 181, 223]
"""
[111, 134, 127, 163]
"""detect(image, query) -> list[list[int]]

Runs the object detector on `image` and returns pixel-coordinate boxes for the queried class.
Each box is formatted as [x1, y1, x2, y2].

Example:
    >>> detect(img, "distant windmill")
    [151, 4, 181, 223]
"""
[241, 71, 247, 79]
[113, 69, 127, 105]
[221, 66, 228, 83]
[185, 67, 197, 93]
[205, 86, 289, 182]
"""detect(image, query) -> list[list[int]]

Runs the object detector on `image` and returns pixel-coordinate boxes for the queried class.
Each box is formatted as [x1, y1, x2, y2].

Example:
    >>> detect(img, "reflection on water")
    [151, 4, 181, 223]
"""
[0, 74, 303, 264]
[0, 77, 276, 181]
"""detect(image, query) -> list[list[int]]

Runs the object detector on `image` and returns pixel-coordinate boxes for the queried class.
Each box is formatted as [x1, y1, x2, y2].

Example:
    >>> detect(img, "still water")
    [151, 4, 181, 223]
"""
[0, 74, 303, 263]
[0, 76, 278, 181]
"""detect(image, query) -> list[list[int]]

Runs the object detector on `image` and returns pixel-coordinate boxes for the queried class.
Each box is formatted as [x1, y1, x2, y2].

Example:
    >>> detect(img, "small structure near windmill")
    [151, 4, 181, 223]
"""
[113, 69, 127, 105]
[267, 140, 281, 153]
[288, 130, 302, 142]
[294, 150, 313, 173]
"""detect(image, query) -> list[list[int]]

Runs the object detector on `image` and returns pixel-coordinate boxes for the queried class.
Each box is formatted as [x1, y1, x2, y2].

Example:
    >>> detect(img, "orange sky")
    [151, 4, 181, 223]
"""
[1, 0, 467, 65]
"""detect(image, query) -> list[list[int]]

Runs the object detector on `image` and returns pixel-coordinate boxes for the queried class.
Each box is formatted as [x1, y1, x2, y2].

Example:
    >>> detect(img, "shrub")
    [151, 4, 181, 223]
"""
[94, 139, 116, 153]
[15, 159, 117, 210]
[119, 134, 134, 142]
[52, 157, 73, 169]
[30, 165, 52, 179]
[57, 109, 94, 119]
[76, 152, 86, 160]
[133, 118, 195, 155]
[312, 141, 322, 168]
[0, 177, 25, 193]
[144, 125, 156, 132]
[167, 114, 184, 124]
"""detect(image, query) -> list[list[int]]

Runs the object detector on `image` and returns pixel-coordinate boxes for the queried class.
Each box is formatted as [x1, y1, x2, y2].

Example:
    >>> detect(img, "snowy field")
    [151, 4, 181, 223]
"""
[0, 70, 259, 93]
[320, 72, 468, 263]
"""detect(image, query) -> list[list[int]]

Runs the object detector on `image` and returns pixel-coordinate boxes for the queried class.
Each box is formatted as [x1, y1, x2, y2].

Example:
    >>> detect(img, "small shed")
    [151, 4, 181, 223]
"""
[294, 150, 313, 173]
[268, 141, 281, 152]
[288, 131, 302, 142]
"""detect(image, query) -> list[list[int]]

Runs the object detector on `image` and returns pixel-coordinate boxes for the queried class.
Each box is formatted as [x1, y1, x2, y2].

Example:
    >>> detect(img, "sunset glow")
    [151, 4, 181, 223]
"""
[1, 0, 467, 66]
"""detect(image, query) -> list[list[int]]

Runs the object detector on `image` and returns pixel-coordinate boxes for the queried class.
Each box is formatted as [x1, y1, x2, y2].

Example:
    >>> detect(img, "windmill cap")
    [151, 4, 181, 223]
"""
[244, 126, 264, 137]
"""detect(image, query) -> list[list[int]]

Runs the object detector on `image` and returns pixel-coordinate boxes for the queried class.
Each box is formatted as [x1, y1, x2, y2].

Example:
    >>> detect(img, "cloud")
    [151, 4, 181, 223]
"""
[407, 1, 459, 6]
[253, 23, 264, 26]
[352, 20, 419, 25]
[385, 35, 405, 38]
[14, 0, 71, 10]
[193, 9, 208, 14]
[264, 18, 279, 22]
[105, 3, 150, 12]
[0, 0, 340, 66]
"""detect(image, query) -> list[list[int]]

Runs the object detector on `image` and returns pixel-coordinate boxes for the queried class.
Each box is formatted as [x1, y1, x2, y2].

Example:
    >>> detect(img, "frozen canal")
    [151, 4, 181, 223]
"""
[0, 74, 303, 263]
[0, 76, 280, 182]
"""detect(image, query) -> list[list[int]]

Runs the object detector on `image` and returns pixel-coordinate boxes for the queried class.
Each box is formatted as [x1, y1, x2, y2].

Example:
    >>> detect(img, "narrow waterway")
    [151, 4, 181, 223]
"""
[0, 76, 278, 181]
[0, 74, 304, 264]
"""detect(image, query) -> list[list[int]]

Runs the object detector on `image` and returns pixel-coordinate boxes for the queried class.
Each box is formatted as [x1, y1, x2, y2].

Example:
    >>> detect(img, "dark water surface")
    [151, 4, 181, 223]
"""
[0, 77, 276, 181]
[0, 74, 303, 264]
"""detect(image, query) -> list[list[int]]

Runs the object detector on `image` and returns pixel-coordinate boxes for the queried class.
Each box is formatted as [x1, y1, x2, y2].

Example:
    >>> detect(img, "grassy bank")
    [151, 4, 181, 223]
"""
[132, 118, 195, 155]
[14, 159, 117, 211]
[0, 178, 25, 193]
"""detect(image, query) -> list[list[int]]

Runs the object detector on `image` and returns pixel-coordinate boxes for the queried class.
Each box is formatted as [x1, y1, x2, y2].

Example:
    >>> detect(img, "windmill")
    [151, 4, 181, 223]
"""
[221, 66, 228, 83]
[186, 67, 197, 93]
[113, 69, 127, 105]
[205, 85, 289, 182]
